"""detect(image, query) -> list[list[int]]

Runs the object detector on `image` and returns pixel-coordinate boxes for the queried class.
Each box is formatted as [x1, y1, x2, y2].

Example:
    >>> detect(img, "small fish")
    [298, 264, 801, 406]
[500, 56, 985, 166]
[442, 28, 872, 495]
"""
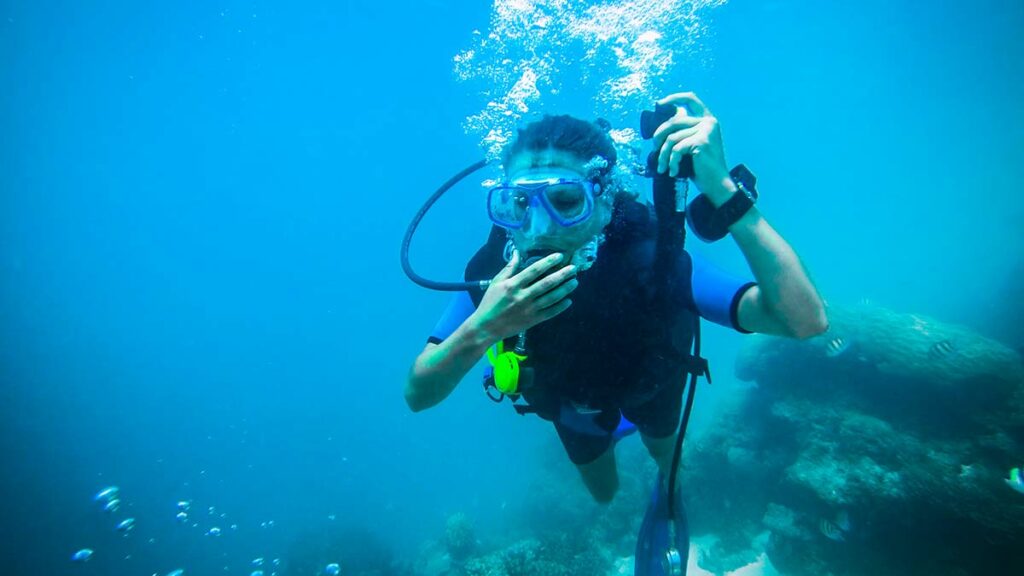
[231, 524, 239, 530]
[167, 570, 185, 576]
[176, 512, 188, 523]
[103, 499, 120, 513]
[94, 486, 119, 502]
[116, 518, 135, 532]
[959, 463, 976, 480]
[928, 339, 956, 360]
[819, 518, 844, 541]
[273, 559, 280, 566]
[250, 571, 264, 576]
[253, 558, 264, 567]
[1007, 467, 1024, 495]
[825, 336, 851, 358]
[176, 500, 190, 511]
[325, 563, 341, 576]
[206, 526, 222, 536]
[71, 548, 94, 562]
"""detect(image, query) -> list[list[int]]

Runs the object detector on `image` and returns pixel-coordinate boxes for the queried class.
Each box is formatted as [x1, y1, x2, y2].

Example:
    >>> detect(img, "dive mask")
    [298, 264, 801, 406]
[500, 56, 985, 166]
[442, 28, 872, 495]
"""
[487, 178, 602, 229]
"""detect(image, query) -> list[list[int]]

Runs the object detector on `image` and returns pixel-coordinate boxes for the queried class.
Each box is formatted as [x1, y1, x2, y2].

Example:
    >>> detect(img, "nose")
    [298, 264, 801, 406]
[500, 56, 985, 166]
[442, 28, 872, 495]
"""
[522, 196, 556, 236]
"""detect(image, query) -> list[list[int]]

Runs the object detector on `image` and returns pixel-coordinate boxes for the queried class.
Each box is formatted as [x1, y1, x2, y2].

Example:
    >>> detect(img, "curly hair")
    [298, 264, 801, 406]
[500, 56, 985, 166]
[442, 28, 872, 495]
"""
[502, 115, 639, 204]
[502, 115, 617, 176]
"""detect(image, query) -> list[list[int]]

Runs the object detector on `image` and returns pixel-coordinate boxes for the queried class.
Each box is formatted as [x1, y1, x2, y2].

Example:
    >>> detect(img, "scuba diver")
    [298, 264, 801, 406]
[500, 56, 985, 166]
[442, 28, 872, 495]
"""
[403, 91, 827, 574]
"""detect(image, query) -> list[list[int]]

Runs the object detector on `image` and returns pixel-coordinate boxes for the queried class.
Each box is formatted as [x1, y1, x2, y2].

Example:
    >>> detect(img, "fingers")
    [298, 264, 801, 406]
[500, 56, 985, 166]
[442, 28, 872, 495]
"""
[652, 114, 700, 151]
[521, 262, 577, 300]
[657, 91, 709, 117]
[668, 135, 707, 177]
[651, 112, 700, 155]
[657, 126, 699, 174]
[536, 297, 573, 323]
[492, 249, 520, 283]
[533, 275, 579, 308]
[511, 253, 566, 288]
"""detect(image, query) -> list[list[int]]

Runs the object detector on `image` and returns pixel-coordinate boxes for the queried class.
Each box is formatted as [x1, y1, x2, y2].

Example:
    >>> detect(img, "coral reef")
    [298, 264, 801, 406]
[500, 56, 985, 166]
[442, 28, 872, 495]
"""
[411, 445, 651, 576]
[685, 302, 1024, 575]
[445, 512, 477, 561]
[454, 534, 612, 576]
[410, 302, 1024, 575]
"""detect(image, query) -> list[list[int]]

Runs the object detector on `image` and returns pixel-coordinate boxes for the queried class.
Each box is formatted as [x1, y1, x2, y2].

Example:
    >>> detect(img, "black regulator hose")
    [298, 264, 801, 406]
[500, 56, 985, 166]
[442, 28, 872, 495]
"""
[667, 320, 700, 520]
[401, 159, 493, 292]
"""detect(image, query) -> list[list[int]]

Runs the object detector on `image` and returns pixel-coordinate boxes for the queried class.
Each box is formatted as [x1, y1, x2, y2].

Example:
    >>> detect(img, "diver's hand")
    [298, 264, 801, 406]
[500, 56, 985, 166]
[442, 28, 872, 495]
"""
[651, 91, 738, 205]
[469, 251, 578, 342]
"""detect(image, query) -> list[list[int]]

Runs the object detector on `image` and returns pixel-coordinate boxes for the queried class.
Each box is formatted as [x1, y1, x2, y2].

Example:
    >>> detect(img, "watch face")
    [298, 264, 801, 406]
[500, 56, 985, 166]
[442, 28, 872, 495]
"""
[730, 164, 757, 201]
[737, 181, 757, 202]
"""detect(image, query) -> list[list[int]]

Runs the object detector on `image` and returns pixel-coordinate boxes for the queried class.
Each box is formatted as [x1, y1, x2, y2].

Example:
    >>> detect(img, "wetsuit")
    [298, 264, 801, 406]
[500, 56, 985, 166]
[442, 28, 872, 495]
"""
[427, 198, 756, 465]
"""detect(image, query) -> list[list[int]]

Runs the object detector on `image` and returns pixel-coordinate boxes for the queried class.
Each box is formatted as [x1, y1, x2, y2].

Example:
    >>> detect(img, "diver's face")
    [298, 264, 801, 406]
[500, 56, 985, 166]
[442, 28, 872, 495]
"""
[504, 149, 613, 258]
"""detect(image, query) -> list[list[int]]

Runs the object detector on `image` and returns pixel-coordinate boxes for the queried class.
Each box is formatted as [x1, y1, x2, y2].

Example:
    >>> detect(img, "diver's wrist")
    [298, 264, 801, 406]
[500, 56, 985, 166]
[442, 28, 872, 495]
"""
[463, 313, 500, 350]
[702, 174, 739, 208]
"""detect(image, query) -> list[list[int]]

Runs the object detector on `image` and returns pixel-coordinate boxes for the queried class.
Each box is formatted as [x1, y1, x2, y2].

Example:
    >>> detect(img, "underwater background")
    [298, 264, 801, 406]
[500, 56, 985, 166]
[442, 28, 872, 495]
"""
[1, 1, 1022, 575]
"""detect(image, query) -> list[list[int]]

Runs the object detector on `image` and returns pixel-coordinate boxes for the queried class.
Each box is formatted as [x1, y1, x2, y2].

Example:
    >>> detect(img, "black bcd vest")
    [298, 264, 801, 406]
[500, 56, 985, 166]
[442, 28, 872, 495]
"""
[465, 199, 702, 421]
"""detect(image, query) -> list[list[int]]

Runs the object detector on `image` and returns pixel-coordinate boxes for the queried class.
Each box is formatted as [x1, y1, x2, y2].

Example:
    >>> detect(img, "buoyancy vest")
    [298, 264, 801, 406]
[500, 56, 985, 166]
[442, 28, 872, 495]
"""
[465, 198, 703, 421]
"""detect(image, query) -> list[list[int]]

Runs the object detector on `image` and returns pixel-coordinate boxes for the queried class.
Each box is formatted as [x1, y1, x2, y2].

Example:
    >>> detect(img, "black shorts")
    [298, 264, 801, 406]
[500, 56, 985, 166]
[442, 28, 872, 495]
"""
[552, 376, 685, 466]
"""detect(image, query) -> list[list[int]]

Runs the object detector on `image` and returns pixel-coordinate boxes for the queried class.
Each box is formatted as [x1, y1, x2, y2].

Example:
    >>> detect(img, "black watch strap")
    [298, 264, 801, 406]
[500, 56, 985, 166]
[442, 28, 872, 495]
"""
[685, 164, 758, 243]
[716, 184, 755, 228]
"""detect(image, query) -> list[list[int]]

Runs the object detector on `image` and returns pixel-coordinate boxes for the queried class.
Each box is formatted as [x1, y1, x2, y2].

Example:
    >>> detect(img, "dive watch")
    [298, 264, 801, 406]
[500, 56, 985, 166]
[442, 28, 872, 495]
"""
[686, 164, 758, 243]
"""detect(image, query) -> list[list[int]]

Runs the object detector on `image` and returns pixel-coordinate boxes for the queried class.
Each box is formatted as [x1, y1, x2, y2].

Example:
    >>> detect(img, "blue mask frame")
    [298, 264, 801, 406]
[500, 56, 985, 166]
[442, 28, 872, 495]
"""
[487, 178, 601, 229]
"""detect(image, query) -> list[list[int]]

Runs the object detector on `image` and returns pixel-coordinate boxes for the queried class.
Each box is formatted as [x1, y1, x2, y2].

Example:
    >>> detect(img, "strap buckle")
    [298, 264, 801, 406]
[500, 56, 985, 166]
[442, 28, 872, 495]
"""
[686, 354, 712, 385]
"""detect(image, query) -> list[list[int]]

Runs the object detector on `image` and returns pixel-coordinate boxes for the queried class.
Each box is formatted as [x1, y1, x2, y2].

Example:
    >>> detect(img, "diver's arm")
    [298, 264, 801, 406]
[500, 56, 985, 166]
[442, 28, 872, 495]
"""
[651, 91, 827, 339]
[713, 190, 827, 339]
[405, 253, 578, 411]
[405, 318, 493, 412]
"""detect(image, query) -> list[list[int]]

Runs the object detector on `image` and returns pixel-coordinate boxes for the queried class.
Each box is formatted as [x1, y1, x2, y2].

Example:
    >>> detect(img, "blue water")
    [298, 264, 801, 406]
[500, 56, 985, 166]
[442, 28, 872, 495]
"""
[1, 1, 1022, 575]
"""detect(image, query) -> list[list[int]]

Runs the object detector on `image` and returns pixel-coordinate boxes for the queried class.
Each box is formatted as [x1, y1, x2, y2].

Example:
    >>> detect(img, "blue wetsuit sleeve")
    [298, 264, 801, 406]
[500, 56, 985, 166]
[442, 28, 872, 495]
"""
[688, 251, 757, 333]
[427, 291, 477, 344]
